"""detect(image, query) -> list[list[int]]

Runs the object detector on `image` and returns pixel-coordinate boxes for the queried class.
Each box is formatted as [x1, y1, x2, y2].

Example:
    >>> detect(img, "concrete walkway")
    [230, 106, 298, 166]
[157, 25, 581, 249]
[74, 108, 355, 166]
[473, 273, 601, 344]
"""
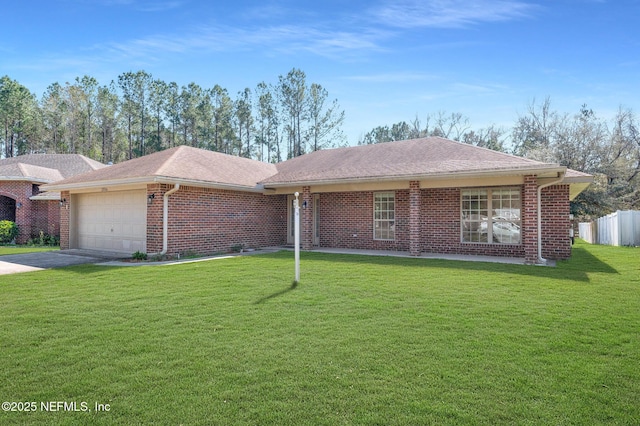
[298, 247, 533, 265]
[0, 246, 544, 275]
[99, 246, 538, 267]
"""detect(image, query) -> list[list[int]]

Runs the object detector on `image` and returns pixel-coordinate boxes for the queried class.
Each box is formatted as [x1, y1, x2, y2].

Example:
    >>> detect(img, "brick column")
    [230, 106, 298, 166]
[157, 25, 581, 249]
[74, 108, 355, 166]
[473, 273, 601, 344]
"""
[523, 175, 539, 264]
[146, 184, 163, 254]
[59, 191, 70, 250]
[409, 181, 421, 256]
[302, 186, 313, 250]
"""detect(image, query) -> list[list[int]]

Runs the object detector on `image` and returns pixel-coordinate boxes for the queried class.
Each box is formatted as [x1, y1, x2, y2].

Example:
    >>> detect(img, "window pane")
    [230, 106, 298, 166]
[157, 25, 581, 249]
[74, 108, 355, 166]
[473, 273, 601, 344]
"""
[462, 188, 521, 244]
[374, 192, 395, 240]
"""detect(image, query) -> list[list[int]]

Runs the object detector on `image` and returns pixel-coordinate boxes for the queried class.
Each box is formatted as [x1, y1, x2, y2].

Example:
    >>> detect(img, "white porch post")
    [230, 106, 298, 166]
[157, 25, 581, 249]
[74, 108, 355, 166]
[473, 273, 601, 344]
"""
[294, 191, 300, 283]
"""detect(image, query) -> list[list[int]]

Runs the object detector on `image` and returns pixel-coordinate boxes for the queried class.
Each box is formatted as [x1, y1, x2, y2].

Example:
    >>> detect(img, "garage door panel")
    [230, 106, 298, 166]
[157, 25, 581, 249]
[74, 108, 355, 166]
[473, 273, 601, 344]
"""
[75, 190, 147, 254]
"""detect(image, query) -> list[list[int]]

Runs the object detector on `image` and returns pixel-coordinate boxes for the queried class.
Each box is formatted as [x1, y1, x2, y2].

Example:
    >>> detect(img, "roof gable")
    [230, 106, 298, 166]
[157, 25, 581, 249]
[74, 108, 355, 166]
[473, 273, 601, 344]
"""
[44, 146, 278, 190]
[0, 153, 105, 182]
[0, 163, 64, 183]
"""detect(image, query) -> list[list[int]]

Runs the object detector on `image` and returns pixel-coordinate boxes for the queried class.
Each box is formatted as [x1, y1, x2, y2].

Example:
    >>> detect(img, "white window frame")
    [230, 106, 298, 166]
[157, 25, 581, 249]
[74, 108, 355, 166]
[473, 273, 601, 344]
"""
[373, 192, 395, 241]
[461, 188, 521, 245]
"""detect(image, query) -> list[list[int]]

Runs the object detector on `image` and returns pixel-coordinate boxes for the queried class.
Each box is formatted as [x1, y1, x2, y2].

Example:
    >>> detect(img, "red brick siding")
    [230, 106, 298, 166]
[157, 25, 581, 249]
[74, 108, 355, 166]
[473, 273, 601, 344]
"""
[315, 183, 570, 260]
[409, 181, 421, 256]
[523, 176, 539, 263]
[30, 200, 60, 238]
[0, 181, 60, 243]
[60, 191, 70, 250]
[541, 184, 571, 259]
[420, 187, 527, 258]
[56, 181, 572, 260]
[318, 191, 410, 251]
[146, 184, 287, 256]
[146, 184, 164, 254]
[302, 186, 313, 250]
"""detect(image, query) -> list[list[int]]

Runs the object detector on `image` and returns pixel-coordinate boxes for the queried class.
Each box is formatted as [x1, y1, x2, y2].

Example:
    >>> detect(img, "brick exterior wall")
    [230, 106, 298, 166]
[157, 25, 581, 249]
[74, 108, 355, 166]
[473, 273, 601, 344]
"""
[522, 175, 539, 263]
[60, 191, 70, 250]
[302, 186, 313, 250]
[56, 180, 572, 261]
[541, 184, 571, 259]
[0, 181, 60, 244]
[313, 180, 571, 261]
[419, 187, 528, 258]
[318, 190, 411, 251]
[409, 181, 421, 256]
[146, 184, 287, 256]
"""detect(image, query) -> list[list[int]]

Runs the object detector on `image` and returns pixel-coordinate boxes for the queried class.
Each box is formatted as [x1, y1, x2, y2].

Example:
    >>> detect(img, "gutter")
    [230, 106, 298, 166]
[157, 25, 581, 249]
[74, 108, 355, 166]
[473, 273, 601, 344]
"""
[42, 176, 264, 194]
[148, 184, 180, 256]
[537, 172, 566, 264]
[0, 176, 51, 184]
[262, 165, 567, 189]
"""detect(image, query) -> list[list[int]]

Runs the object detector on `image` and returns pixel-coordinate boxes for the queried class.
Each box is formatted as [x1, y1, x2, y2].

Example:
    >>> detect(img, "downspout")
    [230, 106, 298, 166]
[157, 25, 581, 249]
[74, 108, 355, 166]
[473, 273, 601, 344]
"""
[537, 172, 565, 264]
[161, 184, 180, 255]
[148, 184, 180, 256]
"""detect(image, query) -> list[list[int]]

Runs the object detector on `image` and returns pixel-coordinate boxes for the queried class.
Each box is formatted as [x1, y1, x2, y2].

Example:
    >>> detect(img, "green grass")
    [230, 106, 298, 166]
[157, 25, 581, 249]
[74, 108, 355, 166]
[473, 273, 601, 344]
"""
[1, 240, 639, 425]
[0, 245, 59, 256]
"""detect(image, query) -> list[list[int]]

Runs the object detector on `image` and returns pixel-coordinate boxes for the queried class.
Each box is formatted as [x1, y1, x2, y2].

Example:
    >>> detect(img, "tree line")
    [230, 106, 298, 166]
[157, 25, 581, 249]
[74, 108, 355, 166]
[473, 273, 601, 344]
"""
[358, 99, 640, 218]
[2, 67, 637, 218]
[0, 68, 345, 163]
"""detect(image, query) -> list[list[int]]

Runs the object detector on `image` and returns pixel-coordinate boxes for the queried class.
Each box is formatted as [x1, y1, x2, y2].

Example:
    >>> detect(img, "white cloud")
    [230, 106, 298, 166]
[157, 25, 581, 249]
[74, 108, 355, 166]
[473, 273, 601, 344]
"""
[371, 0, 536, 29]
[102, 23, 389, 61]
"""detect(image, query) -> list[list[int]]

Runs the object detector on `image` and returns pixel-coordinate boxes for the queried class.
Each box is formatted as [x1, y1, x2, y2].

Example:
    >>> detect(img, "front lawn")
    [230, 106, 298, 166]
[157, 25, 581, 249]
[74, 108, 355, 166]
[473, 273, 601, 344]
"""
[1, 241, 638, 425]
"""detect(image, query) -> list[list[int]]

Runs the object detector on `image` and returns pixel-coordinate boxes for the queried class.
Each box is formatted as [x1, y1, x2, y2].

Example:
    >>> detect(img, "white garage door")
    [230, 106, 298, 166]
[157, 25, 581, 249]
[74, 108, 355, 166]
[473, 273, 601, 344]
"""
[75, 190, 147, 254]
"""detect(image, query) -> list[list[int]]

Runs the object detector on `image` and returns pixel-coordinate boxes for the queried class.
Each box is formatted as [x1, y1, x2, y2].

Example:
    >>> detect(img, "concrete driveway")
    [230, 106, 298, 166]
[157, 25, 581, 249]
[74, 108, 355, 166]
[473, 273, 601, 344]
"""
[0, 250, 126, 275]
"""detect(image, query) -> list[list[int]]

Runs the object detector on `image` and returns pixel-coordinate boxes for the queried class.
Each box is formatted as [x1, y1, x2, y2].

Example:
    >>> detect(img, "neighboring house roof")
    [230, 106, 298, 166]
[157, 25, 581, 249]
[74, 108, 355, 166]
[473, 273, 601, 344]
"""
[0, 163, 64, 183]
[43, 145, 278, 192]
[0, 154, 105, 183]
[43, 138, 594, 198]
[264, 137, 569, 186]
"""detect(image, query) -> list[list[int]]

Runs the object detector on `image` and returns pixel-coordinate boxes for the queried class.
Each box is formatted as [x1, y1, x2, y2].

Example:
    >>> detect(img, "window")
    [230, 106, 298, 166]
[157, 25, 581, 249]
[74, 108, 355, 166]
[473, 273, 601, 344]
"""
[374, 192, 395, 240]
[461, 188, 521, 244]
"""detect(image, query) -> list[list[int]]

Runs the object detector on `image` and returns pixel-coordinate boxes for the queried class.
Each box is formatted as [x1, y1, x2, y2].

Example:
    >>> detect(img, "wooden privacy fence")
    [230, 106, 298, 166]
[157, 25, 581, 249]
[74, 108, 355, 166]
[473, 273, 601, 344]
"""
[579, 210, 640, 246]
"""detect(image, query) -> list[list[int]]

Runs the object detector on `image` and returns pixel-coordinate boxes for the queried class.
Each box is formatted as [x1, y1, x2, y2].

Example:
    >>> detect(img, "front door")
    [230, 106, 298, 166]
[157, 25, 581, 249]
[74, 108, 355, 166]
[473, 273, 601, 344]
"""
[287, 194, 296, 245]
[287, 193, 320, 246]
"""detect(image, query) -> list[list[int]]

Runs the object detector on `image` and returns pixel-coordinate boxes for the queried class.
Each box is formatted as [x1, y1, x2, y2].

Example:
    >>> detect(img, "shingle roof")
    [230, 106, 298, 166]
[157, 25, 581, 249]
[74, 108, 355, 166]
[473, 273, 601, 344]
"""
[264, 137, 565, 185]
[43, 139, 593, 194]
[0, 163, 64, 183]
[45, 145, 278, 190]
[0, 154, 105, 182]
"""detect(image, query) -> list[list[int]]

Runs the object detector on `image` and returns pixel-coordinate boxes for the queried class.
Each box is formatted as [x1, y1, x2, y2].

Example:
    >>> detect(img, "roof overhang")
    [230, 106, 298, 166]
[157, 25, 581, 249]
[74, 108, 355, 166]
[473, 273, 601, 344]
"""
[262, 165, 567, 189]
[29, 191, 61, 201]
[0, 176, 50, 184]
[41, 175, 265, 194]
[563, 175, 594, 200]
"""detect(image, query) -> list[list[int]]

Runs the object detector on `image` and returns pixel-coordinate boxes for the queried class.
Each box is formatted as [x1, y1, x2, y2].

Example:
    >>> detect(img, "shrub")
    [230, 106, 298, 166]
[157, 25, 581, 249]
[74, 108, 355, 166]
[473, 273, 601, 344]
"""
[132, 251, 148, 261]
[0, 220, 19, 244]
[29, 231, 60, 246]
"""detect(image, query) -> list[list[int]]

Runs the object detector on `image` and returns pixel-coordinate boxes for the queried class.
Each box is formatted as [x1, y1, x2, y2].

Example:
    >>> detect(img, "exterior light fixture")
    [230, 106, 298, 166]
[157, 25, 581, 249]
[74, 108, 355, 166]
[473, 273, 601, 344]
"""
[16, 202, 22, 209]
[59, 198, 67, 207]
[147, 193, 155, 204]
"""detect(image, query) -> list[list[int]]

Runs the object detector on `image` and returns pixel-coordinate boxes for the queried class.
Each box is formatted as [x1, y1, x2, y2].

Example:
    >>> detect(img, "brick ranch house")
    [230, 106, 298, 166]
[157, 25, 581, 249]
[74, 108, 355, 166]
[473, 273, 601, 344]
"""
[0, 154, 105, 243]
[43, 137, 593, 264]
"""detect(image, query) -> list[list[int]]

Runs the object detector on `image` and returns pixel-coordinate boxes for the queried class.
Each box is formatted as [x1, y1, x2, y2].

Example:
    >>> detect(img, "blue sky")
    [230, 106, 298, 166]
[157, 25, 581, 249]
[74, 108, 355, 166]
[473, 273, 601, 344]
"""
[2, 0, 639, 144]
